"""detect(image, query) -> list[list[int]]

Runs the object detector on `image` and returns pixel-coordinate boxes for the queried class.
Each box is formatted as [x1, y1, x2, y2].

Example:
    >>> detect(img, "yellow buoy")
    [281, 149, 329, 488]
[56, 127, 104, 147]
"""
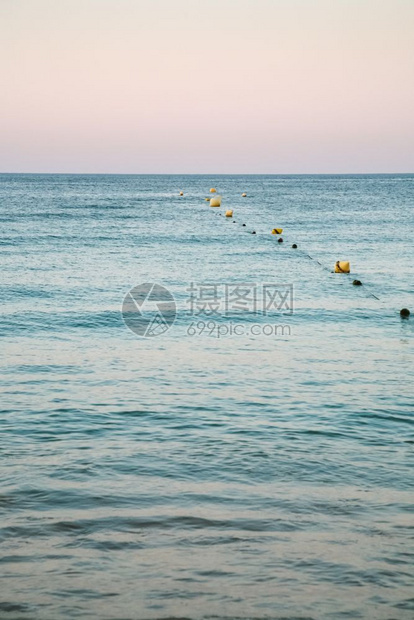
[242, 193, 247, 197]
[205, 198, 210, 202]
[335, 261, 350, 273]
[271, 228, 283, 235]
[225, 210, 233, 217]
[210, 188, 217, 193]
[179, 191, 183, 196]
[210, 196, 222, 207]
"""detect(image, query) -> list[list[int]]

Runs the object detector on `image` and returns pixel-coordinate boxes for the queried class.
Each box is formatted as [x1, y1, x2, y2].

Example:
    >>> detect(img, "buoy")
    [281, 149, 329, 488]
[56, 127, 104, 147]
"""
[210, 196, 222, 207]
[353, 280, 362, 286]
[272, 228, 283, 235]
[210, 188, 217, 193]
[179, 191, 183, 196]
[225, 210, 233, 218]
[335, 261, 350, 273]
[251, 231, 256, 235]
[205, 198, 210, 202]
[278, 237, 283, 243]
[242, 193, 247, 197]
[292, 244, 297, 249]
[233, 221, 236, 223]
[400, 308, 410, 318]
[242, 224, 246, 227]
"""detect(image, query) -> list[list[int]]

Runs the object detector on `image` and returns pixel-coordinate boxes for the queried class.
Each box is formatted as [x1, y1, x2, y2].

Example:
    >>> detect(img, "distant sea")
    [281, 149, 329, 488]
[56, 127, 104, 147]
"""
[1, 174, 413, 619]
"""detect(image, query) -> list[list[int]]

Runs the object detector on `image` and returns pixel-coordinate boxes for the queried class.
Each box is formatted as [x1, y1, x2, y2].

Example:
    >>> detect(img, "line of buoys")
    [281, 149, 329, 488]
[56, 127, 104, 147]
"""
[293, 247, 380, 299]
[204, 188, 396, 311]
[266, 225, 385, 302]
[298, 248, 381, 299]
[334, 261, 350, 274]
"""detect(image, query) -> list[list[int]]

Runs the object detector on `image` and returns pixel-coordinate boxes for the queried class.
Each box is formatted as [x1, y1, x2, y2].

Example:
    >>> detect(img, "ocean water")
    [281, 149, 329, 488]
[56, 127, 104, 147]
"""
[0, 173, 413, 620]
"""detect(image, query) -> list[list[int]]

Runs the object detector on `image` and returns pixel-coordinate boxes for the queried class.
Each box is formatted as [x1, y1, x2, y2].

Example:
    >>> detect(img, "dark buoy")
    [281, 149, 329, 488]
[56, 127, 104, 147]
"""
[353, 280, 362, 286]
[292, 243, 297, 249]
[278, 237, 283, 243]
[242, 224, 246, 227]
[400, 308, 410, 318]
[251, 231, 256, 235]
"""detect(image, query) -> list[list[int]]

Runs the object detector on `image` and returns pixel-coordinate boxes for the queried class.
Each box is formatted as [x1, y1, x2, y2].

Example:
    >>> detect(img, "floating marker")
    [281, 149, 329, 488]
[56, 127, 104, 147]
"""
[242, 193, 247, 197]
[400, 308, 410, 318]
[207, 203, 386, 305]
[179, 191, 184, 196]
[334, 261, 350, 273]
[210, 196, 222, 207]
[210, 188, 217, 193]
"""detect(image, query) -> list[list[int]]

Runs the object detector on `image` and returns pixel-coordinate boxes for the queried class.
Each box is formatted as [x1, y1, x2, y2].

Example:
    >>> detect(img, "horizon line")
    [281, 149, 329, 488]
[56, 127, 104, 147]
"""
[1, 171, 413, 176]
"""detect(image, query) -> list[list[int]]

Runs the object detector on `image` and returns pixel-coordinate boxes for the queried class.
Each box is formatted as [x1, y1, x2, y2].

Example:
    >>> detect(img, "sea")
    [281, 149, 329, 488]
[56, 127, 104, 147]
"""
[0, 174, 413, 619]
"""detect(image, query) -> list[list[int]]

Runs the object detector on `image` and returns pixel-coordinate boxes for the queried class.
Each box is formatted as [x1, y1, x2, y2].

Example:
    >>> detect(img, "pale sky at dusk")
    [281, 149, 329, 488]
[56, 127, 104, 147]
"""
[1, 0, 413, 173]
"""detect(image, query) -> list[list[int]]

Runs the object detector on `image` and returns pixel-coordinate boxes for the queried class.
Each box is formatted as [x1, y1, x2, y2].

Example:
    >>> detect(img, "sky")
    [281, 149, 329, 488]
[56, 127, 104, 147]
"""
[0, 0, 413, 173]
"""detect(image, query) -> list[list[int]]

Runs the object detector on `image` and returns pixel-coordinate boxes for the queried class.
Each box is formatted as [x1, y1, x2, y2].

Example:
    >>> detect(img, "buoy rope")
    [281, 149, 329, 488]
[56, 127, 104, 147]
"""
[208, 201, 381, 301]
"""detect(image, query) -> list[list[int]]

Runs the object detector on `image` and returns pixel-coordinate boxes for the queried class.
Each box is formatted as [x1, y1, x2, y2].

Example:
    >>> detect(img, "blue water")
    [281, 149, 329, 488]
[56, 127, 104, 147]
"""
[0, 174, 413, 619]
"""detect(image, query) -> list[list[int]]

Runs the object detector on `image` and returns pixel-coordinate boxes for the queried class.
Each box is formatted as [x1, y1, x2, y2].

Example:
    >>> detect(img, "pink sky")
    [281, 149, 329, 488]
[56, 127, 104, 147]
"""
[1, 0, 413, 173]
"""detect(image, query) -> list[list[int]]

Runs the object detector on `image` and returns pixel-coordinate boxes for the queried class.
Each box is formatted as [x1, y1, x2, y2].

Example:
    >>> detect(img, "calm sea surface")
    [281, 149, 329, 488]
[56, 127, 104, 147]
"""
[0, 174, 413, 619]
